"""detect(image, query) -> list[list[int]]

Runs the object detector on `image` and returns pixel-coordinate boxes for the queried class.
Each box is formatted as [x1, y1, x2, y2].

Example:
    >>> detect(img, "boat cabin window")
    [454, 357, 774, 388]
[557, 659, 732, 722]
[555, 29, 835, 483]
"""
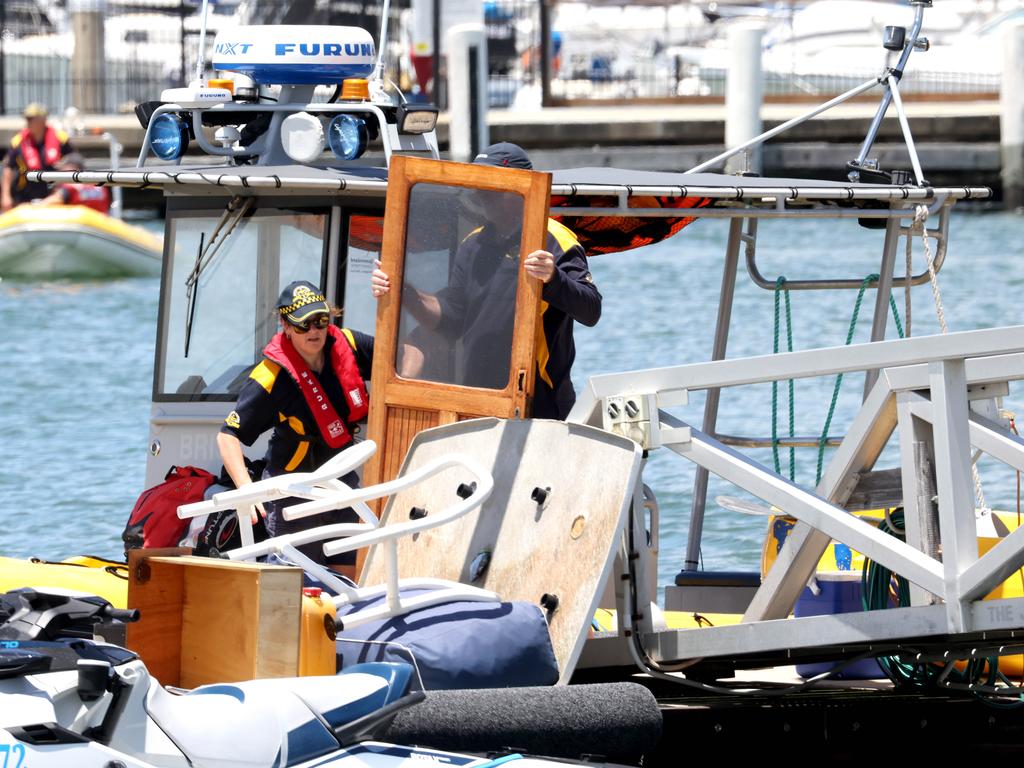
[157, 203, 328, 400]
[340, 214, 383, 337]
[396, 183, 524, 388]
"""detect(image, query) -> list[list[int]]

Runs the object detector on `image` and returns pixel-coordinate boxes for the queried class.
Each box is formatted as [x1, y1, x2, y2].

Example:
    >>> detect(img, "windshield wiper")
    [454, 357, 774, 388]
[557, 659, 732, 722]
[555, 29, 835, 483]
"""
[183, 195, 254, 357]
[184, 231, 204, 358]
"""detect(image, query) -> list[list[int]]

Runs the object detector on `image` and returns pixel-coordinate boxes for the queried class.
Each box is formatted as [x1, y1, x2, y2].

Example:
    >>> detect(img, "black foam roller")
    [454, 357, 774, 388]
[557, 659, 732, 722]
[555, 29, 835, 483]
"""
[383, 682, 662, 764]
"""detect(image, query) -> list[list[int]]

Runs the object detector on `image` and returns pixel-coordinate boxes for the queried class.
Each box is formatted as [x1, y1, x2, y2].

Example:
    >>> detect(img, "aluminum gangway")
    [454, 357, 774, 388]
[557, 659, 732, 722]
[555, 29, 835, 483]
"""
[573, 325, 1024, 689]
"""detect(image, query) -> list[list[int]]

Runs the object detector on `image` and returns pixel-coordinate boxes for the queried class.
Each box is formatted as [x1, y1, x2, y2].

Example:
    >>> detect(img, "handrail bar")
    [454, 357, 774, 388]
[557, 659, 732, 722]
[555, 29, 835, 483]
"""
[574, 325, 1024, 412]
[717, 434, 843, 449]
[743, 202, 950, 291]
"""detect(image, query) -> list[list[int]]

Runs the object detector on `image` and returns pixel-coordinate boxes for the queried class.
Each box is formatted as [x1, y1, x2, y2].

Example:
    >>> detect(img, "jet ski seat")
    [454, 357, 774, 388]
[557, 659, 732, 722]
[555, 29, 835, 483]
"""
[146, 662, 413, 766]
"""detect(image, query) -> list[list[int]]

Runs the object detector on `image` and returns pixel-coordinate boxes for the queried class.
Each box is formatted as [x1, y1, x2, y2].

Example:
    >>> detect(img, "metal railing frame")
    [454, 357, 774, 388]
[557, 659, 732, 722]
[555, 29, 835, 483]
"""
[571, 327, 1024, 665]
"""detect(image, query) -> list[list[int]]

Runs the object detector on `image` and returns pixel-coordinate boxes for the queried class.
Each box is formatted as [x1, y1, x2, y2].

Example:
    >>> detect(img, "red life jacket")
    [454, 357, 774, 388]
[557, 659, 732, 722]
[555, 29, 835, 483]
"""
[17, 127, 63, 171]
[121, 465, 218, 553]
[262, 326, 369, 449]
[60, 183, 111, 213]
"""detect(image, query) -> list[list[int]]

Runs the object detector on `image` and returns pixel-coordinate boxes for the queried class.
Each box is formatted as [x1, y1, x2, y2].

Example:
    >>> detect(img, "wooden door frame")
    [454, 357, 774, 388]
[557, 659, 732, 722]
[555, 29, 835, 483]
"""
[363, 155, 552, 492]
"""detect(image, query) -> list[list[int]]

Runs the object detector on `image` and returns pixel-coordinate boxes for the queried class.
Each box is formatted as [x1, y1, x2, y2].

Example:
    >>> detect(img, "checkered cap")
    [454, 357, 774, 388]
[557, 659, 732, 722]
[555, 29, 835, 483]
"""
[277, 280, 330, 323]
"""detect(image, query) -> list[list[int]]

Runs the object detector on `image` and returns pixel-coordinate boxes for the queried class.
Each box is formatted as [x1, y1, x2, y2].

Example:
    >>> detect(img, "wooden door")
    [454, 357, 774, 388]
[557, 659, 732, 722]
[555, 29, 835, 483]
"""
[363, 155, 551, 490]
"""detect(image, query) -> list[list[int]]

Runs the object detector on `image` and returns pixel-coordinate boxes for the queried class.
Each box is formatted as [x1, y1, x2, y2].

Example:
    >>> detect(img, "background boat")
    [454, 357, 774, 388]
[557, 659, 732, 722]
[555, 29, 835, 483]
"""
[0, 203, 162, 280]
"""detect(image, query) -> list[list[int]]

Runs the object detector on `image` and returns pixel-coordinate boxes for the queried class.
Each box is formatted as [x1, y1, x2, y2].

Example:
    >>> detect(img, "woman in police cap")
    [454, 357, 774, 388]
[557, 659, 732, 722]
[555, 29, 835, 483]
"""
[216, 280, 373, 572]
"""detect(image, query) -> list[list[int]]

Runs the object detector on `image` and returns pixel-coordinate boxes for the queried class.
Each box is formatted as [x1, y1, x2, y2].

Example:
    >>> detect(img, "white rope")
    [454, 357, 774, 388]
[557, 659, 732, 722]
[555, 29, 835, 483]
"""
[917, 205, 948, 335]
[915, 204, 987, 511]
[904, 218, 913, 338]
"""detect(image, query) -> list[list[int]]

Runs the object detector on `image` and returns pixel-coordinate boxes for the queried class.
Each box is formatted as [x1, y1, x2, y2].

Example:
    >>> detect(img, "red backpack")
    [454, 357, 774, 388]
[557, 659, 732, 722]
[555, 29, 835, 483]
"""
[122, 466, 217, 555]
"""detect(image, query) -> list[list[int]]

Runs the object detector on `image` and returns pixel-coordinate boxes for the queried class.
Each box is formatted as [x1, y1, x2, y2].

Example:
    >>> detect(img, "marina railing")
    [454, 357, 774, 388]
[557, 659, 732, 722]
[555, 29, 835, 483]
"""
[548, 67, 999, 106]
[0, 0, 1000, 116]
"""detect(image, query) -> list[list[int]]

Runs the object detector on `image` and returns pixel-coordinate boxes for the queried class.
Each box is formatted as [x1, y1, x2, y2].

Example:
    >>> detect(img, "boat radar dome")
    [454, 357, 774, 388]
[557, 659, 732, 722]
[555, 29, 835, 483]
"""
[212, 25, 376, 85]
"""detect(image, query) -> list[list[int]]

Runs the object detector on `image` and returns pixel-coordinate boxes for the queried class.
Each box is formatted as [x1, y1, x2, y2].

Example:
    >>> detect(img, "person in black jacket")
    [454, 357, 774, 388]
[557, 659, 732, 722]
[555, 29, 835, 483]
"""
[218, 281, 373, 572]
[371, 143, 601, 419]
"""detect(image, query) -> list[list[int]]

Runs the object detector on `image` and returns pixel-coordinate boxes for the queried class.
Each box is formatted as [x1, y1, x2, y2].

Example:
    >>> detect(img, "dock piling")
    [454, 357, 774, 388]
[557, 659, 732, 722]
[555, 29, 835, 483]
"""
[725, 24, 765, 176]
[70, 0, 107, 114]
[446, 24, 489, 163]
[1001, 22, 1024, 210]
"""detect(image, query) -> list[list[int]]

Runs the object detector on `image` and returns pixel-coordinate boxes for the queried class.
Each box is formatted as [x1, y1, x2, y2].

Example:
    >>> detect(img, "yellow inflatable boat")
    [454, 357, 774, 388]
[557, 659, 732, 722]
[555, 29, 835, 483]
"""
[0, 556, 128, 606]
[0, 204, 162, 280]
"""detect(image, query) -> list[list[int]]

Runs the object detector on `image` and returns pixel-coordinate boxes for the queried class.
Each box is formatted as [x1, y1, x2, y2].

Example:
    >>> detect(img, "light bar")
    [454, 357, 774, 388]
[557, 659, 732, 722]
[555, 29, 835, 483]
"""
[397, 104, 439, 135]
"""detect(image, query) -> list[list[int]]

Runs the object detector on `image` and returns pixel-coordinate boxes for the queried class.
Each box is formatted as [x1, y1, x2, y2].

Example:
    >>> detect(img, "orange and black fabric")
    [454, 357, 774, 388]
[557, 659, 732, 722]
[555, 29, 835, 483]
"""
[551, 193, 711, 255]
[346, 193, 711, 261]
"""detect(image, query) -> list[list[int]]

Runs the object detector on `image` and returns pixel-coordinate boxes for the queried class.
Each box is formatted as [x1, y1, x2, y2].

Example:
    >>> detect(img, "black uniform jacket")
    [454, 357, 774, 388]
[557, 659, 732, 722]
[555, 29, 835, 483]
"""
[221, 329, 374, 475]
[435, 218, 601, 419]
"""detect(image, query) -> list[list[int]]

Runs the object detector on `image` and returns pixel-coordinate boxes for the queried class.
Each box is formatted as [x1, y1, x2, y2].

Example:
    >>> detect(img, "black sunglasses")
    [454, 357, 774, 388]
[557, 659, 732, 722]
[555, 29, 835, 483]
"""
[287, 314, 331, 334]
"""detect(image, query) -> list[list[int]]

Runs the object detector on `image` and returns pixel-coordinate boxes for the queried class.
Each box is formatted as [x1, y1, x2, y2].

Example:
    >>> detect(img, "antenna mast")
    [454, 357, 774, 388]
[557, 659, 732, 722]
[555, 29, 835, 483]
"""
[372, 0, 393, 83]
[194, 0, 212, 83]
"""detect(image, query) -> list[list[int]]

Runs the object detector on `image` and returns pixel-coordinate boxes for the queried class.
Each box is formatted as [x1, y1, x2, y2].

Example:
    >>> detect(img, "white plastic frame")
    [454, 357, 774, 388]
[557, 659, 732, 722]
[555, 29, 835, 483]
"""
[177, 440, 498, 629]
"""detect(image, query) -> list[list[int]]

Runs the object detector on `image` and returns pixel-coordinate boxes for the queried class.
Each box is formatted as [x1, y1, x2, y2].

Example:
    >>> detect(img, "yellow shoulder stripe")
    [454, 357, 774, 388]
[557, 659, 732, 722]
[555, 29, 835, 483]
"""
[535, 302, 553, 389]
[10, 134, 22, 149]
[340, 328, 357, 350]
[285, 441, 310, 471]
[55, 129, 69, 143]
[461, 225, 485, 246]
[546, 218, 581, 252]
[533, 219, 579, 390]
[250, 360, 281, 393]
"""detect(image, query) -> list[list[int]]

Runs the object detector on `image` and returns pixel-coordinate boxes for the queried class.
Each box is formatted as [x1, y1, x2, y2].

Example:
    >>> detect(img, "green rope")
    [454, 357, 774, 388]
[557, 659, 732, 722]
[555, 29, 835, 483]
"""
[769, 273, 908, 487]
[814, 275, 873, 485]
[784, 287, 795, 479]
[863, 509, 1001, 691]
[861, 509, 936, 686]
[814, 275, 906, 485]
[771, 277, 796, 480]
[889, 293, 905, 339]
[771, 278, 782, 475]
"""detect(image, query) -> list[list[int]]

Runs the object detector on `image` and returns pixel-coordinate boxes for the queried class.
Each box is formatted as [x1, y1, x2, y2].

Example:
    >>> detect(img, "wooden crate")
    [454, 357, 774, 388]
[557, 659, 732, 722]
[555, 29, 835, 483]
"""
[126, 551, 303, 688]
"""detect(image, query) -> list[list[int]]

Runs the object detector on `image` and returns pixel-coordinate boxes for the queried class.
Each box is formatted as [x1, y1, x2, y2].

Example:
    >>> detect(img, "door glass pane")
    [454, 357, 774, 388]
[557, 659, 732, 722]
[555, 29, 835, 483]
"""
[396, 183, 524, 389]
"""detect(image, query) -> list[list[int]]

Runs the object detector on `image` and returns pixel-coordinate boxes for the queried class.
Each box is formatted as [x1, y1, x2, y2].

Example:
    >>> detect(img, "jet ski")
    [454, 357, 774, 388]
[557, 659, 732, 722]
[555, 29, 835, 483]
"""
[0, 588, 662, 767]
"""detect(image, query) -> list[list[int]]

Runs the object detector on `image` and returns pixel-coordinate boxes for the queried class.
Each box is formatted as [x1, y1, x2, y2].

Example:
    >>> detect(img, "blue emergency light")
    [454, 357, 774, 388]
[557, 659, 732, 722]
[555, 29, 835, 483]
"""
[150, 114, 189, 161]
[327, 114, 368, 161]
